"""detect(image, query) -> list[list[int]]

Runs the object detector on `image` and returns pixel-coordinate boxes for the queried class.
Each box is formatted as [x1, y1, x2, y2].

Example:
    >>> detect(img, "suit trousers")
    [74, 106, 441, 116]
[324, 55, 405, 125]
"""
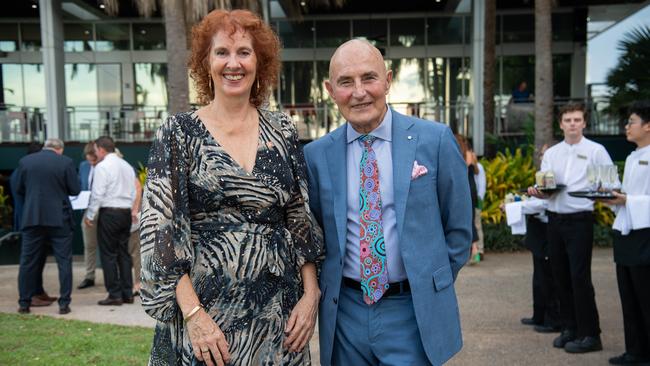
[616, 264, 650, 358]
[332, 284, 431, 366]
[531, 254, 560, 326]
[97, 208, 133, 299]
[18, 225, 73, 308]
[547, 213, 600, 338]
[81, 213, 98, 281]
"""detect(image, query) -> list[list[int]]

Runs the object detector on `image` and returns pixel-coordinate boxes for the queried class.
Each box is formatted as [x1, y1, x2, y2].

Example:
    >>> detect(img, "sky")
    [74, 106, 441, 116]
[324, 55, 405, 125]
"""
[587, 4, 650, 85]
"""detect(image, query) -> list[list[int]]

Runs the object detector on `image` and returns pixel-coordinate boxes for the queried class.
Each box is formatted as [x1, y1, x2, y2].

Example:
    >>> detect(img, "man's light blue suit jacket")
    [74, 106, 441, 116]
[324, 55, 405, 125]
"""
[304, 109, 472, 366]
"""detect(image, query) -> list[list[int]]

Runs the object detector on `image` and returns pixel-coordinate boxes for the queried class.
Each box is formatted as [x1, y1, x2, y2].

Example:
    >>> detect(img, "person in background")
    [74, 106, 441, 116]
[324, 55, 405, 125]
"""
[469, 139, 486, 262]
[14, 138, 80, 314]
[528, 103, 615, 353]
[10, 141, 58, 307]
[77, 142, 99, 290]
[600, 101, 650, 365]
[512, 80, 532, 103]
[455, 134, 480, 264]
[84, 137, 136, 306]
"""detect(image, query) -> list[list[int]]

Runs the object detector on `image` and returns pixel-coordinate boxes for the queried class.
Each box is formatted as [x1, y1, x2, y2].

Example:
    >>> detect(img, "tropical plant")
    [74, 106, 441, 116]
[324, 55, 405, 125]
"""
[480, 147, 536, 225]
[0, 185, 13, 230]
[606, 25, 650, 118]
[137, 163, 148, 187]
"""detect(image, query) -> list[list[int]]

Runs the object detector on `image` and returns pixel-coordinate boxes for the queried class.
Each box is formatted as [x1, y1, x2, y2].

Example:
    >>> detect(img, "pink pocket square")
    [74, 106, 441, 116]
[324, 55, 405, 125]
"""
[411, 161, 428, 180]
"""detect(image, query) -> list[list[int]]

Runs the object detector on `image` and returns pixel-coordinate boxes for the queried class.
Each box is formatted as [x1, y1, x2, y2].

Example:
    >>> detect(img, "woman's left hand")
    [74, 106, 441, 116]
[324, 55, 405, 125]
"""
[283, 289, 320, 353]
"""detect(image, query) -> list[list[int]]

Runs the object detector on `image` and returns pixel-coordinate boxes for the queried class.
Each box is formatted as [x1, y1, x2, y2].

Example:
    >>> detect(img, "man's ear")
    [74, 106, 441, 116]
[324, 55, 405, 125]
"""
[324, 79, 334, 99]
[385, 70, 393, 93]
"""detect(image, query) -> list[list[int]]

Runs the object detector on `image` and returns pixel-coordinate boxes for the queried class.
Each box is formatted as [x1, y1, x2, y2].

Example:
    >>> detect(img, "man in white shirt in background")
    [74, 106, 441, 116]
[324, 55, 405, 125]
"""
[601, 101, 650, 366]
[78, 142, 99, 290]
[84, 136, 136, 306]
[529, 103, 615, 354]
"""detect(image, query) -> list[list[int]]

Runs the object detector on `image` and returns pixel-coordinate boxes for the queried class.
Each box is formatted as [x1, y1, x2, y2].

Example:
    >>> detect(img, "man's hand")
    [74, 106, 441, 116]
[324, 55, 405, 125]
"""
[83, 217, 94, 227]
[527, 186, 549, 199]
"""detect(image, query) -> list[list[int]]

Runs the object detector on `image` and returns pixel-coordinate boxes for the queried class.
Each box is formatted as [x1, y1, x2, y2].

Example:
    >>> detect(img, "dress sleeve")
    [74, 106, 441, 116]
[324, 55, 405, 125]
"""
[139, 114, 193, 322]
[279, 114, 325, 270]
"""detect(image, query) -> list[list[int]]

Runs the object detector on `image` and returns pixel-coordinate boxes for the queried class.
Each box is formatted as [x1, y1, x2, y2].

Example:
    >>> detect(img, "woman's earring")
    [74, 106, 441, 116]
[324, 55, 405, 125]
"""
[256, 79, 260, 91]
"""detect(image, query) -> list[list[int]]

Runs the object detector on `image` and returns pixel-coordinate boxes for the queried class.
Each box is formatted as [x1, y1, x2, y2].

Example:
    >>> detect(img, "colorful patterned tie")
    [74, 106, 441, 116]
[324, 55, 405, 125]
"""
[358, 134, 388, 305]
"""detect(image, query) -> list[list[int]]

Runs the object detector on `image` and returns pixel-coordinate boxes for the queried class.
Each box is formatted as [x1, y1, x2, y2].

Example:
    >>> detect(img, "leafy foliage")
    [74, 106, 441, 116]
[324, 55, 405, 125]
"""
[0, 185, 13, 230]
[137, 163, 148, 187]
[480, 147, 536, 224]
[606, 25, 650, 118]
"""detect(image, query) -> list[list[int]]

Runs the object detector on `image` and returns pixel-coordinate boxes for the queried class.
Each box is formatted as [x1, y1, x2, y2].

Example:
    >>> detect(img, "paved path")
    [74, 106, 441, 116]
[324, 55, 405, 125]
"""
[1, 248, 623, 365]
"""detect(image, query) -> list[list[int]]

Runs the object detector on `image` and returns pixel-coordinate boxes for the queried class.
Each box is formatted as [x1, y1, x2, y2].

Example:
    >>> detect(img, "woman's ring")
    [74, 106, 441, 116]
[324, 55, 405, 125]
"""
[201, 349, 209, 353]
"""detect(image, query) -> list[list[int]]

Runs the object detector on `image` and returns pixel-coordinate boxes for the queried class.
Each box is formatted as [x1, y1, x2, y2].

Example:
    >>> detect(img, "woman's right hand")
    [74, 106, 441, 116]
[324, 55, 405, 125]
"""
[186, 309, 231, 366]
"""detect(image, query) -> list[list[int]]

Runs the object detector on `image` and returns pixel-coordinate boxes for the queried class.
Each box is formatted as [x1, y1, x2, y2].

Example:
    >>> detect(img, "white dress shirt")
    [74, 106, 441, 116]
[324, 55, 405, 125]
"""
[505, 197, 548, 235]
[612, 144, 650, 235]
[475, 162, 486, 201]
[541, 137, 615, 214]
[85, 152, 136, 220]
[344, 108, 407, 282]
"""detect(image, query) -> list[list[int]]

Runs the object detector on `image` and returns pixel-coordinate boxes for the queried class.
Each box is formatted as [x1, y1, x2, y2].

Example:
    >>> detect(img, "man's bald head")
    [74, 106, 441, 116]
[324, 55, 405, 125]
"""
[329, 39, 386, 79]
[325, 38, 392, 134]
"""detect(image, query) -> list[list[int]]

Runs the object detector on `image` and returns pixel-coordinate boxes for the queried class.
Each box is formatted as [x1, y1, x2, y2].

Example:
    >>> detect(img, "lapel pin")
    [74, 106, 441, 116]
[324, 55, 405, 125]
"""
[407, 136, 413, 140]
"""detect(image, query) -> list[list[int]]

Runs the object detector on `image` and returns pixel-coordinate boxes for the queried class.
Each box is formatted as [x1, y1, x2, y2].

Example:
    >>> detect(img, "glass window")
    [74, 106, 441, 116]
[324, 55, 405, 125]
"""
[552, 13, 573, 42]
[502, 14, 534, 43]
[500, 55, 535, 97]
[280, 61, 314, 106]
[22, 64, 46, 107]
[278, 20, 313, 48]
[390, 18, 425, 47]
[134, 63, 167, 107]
[315, 20, 350, 47]
[64, 24, 94, 52]
[0, 24, 19, 52]
[1, 64, 24, 106]
[96, 23, 130, 51]
[96, 64, 122, 106]
[133, 23, 165, 50]
[20, 24, 41, 51]
[427, 17, 464, 45]
[353, 19, 387, 47]
[65, 64, 98, 106]
[553, 54, 571, 97]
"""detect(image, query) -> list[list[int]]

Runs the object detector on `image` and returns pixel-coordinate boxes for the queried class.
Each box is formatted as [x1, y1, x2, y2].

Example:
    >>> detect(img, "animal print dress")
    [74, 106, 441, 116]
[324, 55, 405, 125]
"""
[139, 110, 324, 365]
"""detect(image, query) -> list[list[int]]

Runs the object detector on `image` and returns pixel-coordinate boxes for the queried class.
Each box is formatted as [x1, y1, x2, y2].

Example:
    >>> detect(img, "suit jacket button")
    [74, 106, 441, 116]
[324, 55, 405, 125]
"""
[333, 297, 338, 304]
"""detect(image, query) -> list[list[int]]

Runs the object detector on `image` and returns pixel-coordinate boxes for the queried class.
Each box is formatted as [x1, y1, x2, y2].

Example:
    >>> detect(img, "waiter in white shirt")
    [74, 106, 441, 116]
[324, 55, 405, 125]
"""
[599, 101, 650, 365]
[84, 136, 136, 306]
[529, 103, 615, 354]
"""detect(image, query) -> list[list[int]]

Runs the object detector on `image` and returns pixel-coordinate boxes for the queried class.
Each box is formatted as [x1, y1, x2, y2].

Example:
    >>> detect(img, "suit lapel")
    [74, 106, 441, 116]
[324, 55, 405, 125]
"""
[391, 111, 417, 239]
[325, 126, 349, 258]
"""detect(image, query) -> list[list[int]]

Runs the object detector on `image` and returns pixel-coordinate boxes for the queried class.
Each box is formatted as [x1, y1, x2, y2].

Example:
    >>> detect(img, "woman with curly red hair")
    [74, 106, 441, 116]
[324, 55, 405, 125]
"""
[140, 9, 323, 366]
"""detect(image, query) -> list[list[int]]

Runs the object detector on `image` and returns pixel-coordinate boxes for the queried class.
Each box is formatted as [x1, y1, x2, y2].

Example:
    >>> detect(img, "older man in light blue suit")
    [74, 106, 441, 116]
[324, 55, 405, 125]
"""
[304, 39, 472, 366]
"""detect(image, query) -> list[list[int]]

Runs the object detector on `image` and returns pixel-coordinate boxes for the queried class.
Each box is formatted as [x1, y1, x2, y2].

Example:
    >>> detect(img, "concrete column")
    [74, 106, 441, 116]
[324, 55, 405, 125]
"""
[122, 62, 136, 105]
[471, 0, 485, 155]
[571, 44, 587, 98]
[39, 0, 67, 140]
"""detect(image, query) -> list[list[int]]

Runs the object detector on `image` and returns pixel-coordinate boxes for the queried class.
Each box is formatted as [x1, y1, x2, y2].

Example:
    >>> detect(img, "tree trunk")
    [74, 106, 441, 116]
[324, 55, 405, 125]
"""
[163, 0, 190, 114]
[483, 0, 496, 157]
[534, 0, 554, 167]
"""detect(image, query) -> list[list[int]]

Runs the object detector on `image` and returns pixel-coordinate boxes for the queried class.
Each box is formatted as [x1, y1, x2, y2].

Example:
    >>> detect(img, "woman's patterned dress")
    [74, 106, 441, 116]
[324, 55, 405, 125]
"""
[139, 110, 324, 365]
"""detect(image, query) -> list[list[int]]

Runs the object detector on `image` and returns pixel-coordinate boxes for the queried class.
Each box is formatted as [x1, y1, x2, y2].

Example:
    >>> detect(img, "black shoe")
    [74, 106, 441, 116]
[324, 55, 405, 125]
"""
[98, 297, 123, 306]
[553, 330, 577, 348]
[18, 306, 30, 314]
[33, 292, 58, 302]
[122, 297, 134, 304]
[77, 279, 95, 289]
[58, 306, 71, 315]
[534, 324, 562, 333]
[565, 336, 603, 353]
[521, 317, 541, 326]
[609, 352, 650, 365]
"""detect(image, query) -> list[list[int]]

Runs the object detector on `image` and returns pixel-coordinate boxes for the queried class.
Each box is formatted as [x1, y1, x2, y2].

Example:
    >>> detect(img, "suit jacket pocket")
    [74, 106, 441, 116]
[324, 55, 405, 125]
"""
[433, 264, 453, 292]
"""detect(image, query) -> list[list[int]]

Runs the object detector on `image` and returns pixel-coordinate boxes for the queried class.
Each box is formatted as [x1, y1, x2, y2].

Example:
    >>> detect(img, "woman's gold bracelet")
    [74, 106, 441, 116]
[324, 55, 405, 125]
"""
[183, 305, 202, 322]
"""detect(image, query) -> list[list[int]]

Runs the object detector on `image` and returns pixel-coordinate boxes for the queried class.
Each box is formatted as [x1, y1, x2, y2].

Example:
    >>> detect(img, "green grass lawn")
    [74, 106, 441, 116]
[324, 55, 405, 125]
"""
[0, 313, 153, 365]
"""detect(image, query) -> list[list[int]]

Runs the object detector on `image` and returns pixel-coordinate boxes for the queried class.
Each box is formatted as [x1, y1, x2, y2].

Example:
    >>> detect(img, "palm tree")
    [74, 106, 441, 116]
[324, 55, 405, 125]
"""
[534, 0, 554, 167]
[606, 25, 650, 119]
[483, 0, 496, 157]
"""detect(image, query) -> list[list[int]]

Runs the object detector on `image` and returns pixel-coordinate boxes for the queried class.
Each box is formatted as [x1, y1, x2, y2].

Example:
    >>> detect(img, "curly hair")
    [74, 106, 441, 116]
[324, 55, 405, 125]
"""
[188, 9, 281, 107]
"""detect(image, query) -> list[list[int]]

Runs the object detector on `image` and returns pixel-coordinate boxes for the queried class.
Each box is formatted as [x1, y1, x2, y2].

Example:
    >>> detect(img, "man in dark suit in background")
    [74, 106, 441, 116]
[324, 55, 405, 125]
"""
[14, 138, 80, 314]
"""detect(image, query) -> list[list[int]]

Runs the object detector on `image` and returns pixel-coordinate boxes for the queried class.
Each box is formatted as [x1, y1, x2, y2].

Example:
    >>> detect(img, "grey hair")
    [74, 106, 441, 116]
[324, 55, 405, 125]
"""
[44, 138, 64, 150]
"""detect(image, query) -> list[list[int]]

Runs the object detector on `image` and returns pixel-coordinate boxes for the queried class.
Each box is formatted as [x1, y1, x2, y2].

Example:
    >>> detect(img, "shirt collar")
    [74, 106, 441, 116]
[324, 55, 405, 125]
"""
[346, 106, 392, 144]
[562, 136, 585, 147]
[633, 144, 650, 155]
